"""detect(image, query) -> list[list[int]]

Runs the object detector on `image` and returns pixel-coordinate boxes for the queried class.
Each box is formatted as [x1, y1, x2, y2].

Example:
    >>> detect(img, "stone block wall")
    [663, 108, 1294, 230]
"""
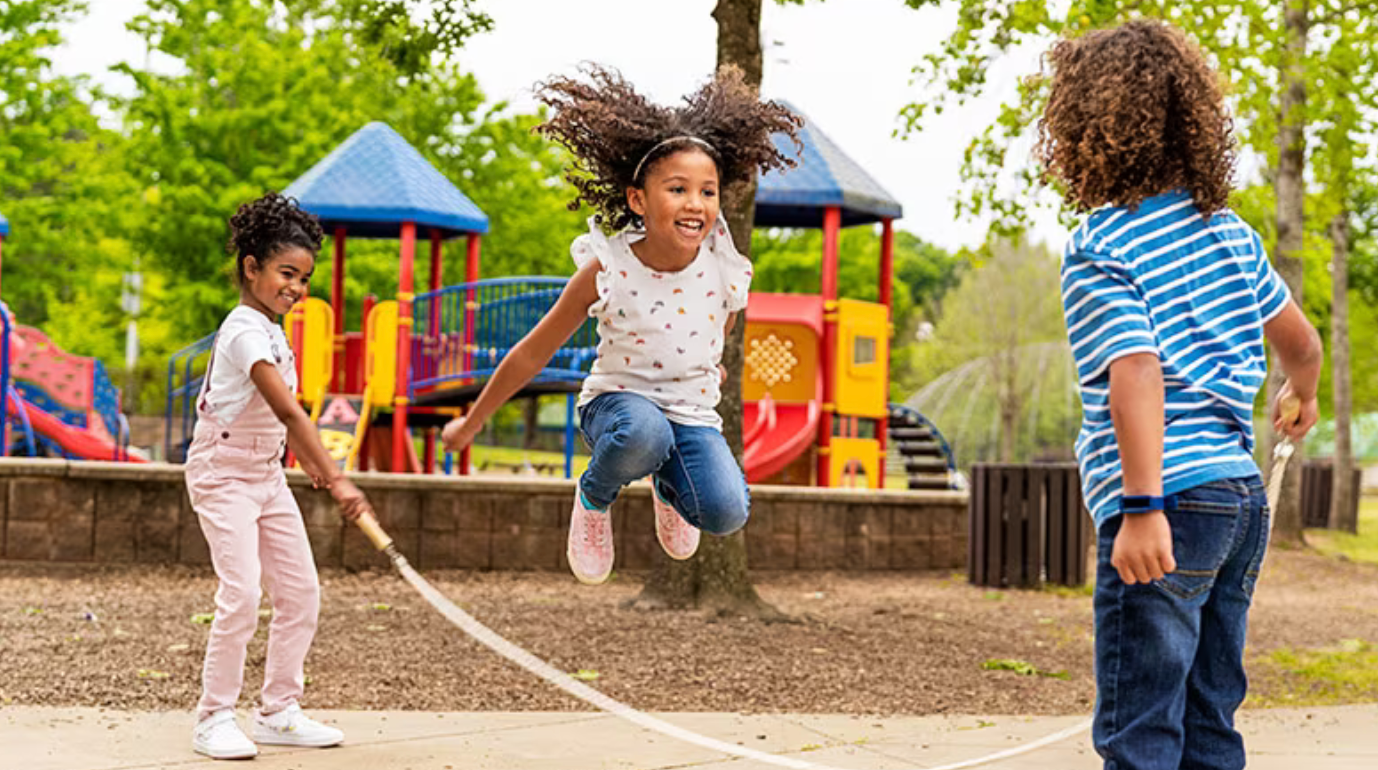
[0, 460, 969, 572]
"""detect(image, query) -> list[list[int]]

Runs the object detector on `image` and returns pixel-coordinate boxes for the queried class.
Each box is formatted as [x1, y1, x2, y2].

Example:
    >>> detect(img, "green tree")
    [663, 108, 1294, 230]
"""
[899, 0, 1378, 542]
[0, 1, 135, 335]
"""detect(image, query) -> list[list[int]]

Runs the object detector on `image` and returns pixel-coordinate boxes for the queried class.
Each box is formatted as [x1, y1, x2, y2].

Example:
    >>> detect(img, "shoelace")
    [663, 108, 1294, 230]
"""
[581, 511, 609, 549]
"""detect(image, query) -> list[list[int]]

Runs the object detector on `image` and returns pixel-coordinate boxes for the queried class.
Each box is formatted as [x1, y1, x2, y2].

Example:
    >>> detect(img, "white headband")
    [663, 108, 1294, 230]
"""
[632, 136, 717, 184]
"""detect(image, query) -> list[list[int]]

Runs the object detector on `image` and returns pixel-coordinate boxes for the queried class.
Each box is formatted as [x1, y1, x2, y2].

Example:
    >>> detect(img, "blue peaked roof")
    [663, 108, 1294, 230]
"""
[755, 102, 903, 229]
[0, 211, 8, 236]
[284, 122, 488, 239]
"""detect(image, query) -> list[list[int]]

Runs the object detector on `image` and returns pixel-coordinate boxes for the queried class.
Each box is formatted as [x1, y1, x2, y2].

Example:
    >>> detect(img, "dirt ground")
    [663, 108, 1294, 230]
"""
[2, 546, 1376, 716]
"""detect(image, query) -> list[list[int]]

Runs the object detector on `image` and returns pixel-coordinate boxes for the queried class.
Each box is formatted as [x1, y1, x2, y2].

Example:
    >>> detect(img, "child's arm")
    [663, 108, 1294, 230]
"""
[1263, 300, 1323, 439]
[1107, 352, 1176, 585]
[250, 362, 373, 521]
[441, 261, 600, 452]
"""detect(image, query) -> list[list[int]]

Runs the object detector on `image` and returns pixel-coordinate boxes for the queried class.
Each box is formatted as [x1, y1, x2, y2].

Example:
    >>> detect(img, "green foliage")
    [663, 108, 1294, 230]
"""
[749, 226, 963, 339]
[981, 658, 1070, 679]
[904, 240, 1077, 466]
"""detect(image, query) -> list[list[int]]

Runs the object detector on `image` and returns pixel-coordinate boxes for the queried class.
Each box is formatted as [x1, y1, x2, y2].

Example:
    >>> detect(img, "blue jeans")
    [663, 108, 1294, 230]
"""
[578, 392, 749, 536]
[1093, 476, 1269, 770]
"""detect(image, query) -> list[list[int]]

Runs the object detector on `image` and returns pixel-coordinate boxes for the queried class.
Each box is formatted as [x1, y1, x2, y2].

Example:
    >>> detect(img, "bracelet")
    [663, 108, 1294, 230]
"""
[1120, 495, 1173, 514]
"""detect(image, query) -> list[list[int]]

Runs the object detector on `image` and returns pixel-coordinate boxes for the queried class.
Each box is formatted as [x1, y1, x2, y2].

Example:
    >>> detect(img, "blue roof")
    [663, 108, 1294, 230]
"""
[755, 102, 903, 229]
[284, 122, 488, 239]
[0, 211, 8, 236]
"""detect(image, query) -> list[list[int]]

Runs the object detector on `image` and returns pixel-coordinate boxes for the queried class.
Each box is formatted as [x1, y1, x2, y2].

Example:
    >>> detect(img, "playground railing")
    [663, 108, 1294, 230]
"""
[165, 332, 215, 463]
[411, 278, 600, 393]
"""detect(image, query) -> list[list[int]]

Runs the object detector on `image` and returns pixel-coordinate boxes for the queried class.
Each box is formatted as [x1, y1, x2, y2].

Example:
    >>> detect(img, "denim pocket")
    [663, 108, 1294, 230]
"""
[1152, 483, 1246, 601]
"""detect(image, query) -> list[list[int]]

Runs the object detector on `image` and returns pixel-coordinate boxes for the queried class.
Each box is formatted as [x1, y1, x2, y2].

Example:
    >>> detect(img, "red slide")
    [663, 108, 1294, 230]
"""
[743, 393, 820, 483]
[6, 392, 145, 463]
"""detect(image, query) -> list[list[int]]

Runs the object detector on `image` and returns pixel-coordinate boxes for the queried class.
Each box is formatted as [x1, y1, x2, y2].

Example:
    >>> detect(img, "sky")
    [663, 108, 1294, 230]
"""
[52, 0, 1070, 253]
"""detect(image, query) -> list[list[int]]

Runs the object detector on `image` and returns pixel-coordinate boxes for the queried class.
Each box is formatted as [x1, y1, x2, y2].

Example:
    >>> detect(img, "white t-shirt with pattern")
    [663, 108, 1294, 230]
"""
[572, 216, 752, 430]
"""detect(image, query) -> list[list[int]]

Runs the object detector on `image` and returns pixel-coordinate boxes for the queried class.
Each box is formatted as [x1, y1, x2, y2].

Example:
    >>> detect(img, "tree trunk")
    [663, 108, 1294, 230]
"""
[628, 0, 783, 619]
[1329, 211, 1356, 533]
[522, 397, 539, 451]
[1266, 0, 1309, 545]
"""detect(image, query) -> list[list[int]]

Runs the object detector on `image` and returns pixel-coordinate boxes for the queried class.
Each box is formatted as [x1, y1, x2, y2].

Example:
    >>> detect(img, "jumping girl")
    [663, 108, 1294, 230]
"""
[186, 192, 373, 759]
[442, 66, 800, 584]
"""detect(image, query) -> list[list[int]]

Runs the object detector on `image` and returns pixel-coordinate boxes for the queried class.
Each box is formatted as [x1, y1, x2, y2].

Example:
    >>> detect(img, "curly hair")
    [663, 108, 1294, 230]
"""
[226, 192, 324, 284]
[1035, 19, 1236, 215]
[535, 64, 803, 231]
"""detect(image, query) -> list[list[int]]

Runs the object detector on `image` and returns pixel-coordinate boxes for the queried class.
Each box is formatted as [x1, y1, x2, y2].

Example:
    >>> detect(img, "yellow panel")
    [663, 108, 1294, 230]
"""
[828, 437, 881, 489]
[285, 298, 334, 407]
[743, 322, 818, 404]
[833, 299, 889, 418]
[365, 301, 399, 407]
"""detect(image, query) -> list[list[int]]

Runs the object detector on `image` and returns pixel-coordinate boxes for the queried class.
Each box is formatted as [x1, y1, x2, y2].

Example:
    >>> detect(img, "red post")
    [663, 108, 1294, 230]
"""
[331, 228, 346, 391]
[460, 234, 482, 476]
[818, 206, 842, 487]
[393, 222, 416, 472]
[423, 427, 437, 474]
[877, 218, 894, 489]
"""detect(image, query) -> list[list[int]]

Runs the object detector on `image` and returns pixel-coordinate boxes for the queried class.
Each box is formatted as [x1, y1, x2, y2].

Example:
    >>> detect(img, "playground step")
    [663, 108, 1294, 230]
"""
[908, 474, 953, 490]
[904, 457, 950, 473]
[896, 441, 945, 457]
[888, 426, 935, 441]
[894, 439, 943, 455]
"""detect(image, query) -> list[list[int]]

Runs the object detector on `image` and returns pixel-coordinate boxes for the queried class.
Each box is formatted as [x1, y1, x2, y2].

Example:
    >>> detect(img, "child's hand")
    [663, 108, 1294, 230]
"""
[329, 478, 371, 522]
[441, 416, 481, 453]
[1272, 380, 1318, 441]
[1111, 511, 1176, 584]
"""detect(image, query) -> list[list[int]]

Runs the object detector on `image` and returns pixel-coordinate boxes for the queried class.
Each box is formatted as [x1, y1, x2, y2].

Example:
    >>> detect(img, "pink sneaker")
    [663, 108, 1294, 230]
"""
[653, 487, 700, 560]
[567, 492, 614, 584]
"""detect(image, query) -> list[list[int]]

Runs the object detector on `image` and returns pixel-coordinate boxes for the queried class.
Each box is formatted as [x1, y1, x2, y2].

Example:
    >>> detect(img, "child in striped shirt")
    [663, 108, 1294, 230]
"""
[1037, 20, 1322, 770]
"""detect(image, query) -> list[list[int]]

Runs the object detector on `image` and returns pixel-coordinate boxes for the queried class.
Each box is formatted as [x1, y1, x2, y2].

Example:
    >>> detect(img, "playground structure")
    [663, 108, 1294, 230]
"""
[0, 211, 140, 463]
[163, 116, 956, 489]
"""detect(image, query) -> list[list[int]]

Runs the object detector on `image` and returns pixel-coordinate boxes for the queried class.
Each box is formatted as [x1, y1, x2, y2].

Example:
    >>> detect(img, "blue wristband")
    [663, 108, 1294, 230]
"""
[1120, 495, 1173, 515]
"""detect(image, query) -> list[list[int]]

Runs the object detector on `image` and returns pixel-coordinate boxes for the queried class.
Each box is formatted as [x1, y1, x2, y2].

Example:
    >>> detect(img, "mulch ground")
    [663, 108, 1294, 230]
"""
[2, 546, 1376, 715]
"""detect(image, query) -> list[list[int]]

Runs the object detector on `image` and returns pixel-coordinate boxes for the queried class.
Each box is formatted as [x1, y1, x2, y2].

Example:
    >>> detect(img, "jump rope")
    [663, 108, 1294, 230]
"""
[347, 396, 1302, 770]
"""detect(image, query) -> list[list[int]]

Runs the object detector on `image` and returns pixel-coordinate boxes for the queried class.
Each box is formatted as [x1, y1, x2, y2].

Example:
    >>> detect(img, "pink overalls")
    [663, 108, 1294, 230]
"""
[185, 339, 319, 721]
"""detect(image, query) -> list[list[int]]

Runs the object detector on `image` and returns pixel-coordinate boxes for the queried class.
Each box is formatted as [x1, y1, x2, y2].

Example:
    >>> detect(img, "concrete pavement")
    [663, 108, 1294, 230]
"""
[4, 705, 1375, 770]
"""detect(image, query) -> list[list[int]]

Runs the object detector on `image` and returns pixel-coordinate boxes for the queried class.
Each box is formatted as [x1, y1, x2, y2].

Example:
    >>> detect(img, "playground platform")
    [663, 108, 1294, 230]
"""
[6, 705, 1374, 770]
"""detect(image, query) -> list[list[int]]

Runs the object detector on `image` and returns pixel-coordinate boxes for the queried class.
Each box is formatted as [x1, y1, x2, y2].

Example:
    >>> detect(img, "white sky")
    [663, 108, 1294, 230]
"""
[53, 0, 1070, 252]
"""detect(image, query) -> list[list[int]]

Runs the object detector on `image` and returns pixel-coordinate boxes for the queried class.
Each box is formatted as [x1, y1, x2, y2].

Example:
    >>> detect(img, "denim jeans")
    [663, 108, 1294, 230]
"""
[578, 392, 749, 536]
[1093, 476, 1269, 770]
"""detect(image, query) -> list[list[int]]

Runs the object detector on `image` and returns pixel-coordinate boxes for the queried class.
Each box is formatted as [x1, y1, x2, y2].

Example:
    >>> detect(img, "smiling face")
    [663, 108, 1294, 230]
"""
[626, 147, 721, 265]
[240, 246, 315, 318]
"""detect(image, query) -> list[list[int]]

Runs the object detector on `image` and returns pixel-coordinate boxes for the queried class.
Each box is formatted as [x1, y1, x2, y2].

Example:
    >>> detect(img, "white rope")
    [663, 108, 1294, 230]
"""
[390, 555, 1091, 770]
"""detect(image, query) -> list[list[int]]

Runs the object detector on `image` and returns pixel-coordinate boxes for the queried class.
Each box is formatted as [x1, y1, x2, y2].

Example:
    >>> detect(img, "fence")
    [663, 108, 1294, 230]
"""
[1301, 460, 1363, 531]
[969, 463, 1091, 587]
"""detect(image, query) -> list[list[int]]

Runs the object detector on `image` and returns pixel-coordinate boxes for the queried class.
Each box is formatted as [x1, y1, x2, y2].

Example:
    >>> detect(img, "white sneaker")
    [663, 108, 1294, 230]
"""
[567, 491, 614, 585]
[653, 487, 700, 560]
[193, 709, 258, 760]
[251, 704, 343, 748]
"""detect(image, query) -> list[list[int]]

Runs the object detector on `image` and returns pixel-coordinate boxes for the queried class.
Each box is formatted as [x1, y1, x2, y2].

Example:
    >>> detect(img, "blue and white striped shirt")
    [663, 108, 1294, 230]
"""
[1061, 190, 1291, 526]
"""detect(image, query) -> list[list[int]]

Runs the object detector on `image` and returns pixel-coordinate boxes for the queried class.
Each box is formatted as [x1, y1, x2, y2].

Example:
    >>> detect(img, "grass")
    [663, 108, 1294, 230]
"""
[1305, 496, 1378, 566]
[981, 658, 1071, 680]
[1250, 639, 1378, 707]
[468, 444, 590, 477]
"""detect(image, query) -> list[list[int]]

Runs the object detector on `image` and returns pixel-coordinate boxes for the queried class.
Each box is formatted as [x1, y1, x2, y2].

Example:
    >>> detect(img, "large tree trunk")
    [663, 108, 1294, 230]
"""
[1266, 0, 1309, 545]
[522, 397, 540, 451]
[628, 0, 782, 619]
[1329, 211, 1356, 533]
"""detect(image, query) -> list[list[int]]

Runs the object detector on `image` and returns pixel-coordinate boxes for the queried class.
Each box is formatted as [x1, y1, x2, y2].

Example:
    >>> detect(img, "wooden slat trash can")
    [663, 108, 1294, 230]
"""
[969, 463, 1092, 587]
[1301, 460, 1363, 531]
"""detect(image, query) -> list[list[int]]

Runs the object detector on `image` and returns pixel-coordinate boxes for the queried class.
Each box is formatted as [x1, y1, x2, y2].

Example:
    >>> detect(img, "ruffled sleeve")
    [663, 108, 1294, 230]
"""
[708, 215, 753, 312]
[570, 217, 620, 316]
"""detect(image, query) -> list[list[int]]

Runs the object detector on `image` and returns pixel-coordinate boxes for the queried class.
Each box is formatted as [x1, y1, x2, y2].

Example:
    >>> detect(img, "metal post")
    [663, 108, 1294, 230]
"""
[818, 206, 841, 487]
[393, 222, 416, 472]
[332, 228, 346, 391]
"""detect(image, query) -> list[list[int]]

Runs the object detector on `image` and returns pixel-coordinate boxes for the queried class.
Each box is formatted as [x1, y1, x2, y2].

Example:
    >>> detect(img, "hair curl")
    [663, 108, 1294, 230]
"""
[535, 64, 803, 231]
[226, 192, 324, 284]
[1035, 19, 1236, 215]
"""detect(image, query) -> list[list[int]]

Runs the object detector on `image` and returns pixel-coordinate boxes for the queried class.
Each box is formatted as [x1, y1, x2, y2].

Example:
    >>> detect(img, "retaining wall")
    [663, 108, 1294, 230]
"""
[0, 460, 969, 572]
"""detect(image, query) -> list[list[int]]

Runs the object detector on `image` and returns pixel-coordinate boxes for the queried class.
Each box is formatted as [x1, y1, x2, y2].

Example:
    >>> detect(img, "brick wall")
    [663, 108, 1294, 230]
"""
[0, 460, 969, 572]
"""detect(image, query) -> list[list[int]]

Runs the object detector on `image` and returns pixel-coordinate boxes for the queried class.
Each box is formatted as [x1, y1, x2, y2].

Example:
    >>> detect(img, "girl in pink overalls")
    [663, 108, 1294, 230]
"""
[184, 192, 373, 760]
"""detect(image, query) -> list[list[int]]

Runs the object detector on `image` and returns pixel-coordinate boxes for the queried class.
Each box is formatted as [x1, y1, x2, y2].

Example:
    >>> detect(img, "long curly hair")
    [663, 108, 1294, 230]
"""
[535, 64, 803, 231]
[1035, 19, 1236, 214]
[226, 192, 324, 284]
